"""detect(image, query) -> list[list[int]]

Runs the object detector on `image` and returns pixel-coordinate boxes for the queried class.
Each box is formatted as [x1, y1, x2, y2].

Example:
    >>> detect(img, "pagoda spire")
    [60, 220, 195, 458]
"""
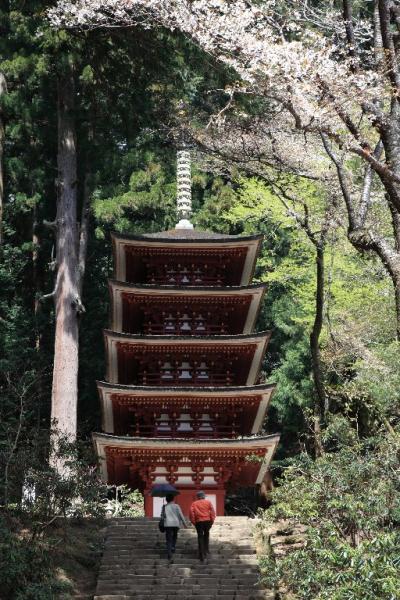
[174, 100, 194, 230]
[175, 147, 194, 230]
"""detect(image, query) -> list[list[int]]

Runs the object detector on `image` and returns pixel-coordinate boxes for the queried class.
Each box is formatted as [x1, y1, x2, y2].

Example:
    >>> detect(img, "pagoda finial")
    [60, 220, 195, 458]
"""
[175, 100, 194, 230]
[175, 147, 193, 229]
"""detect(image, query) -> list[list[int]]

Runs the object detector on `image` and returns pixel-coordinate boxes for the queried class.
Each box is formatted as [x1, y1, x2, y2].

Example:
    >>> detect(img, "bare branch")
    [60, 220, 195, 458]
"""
[388, 197, 400, 251]
[39, 290, 56, 302]
[359, 140, 384, 225]
[321, 133, 357, 228]
[378, 0, 400, 91]
[42, 219, 58, 230]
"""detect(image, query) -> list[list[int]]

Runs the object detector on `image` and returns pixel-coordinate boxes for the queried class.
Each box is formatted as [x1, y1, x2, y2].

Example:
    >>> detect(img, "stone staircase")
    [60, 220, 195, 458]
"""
[94, 516, 274, 600]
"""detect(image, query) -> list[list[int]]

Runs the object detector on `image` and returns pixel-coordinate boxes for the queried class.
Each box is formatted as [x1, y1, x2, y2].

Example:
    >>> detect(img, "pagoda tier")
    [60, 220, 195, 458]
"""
[104, 331, 271, 387]
[97, 382, 276, 438]
[93, 433, 280, 515]
[112, 231, 263, 286]
[94, 217, 280, 516]
[108, 281, 267, 335]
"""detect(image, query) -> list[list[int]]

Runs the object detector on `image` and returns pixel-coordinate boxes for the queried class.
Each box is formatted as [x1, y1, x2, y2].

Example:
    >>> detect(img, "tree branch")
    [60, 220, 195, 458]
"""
[388, 197, 400, 251]
[321, 134, 357, 228]
[342, 0, 358, 69]
[378, 0, 400, 91]
[39, 290, 56, 302]
[42, 219, 58, 230]
[359, 140, 383, 225]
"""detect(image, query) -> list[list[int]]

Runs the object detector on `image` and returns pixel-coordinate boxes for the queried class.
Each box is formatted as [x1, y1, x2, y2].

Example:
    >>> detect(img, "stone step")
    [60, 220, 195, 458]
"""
[98, 580, 260, 586]
[105, 535, 254, 540]
[100, 560, 259, 569]
[97, 581, 260, 588]
[95, 596, 271, 600]
[98, 568, 259, 576]
[100, 557, 259, 565]
[94, 517, 272, 600]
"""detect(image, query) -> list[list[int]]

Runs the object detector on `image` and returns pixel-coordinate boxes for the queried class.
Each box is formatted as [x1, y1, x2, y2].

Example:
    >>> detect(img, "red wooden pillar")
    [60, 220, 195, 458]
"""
[144, 491, 153, 517]
[215, 489, 225, 515]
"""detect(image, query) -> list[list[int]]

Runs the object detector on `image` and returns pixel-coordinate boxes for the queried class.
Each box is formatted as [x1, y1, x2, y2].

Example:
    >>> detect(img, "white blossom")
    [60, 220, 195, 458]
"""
[47, 0, 395, 191]
[48, 1, 384, 144]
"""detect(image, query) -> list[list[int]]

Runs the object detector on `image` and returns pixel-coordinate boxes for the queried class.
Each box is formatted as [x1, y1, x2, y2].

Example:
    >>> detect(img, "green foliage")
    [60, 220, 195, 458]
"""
[106, 485, 145, 518]
[260, 428, 400, 599]
[22, 438, 107, 526]
[0, 434, 107, 599]
[333, 341, 400, 430]
[0, 515, 71, 600]
[196, 177, 320, 450]
[260, 530, 400, 600]
[93, 152, 177, 236]
[1, 3, 400, 598]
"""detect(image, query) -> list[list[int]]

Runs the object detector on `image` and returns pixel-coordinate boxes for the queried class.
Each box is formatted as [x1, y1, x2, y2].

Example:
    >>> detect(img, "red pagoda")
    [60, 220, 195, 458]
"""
[93, 150, 280, 516]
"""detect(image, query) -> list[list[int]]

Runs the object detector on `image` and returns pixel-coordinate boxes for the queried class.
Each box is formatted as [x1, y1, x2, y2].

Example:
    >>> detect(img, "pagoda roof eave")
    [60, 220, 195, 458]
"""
[108, 280, 268, 293]
[96, 380, 276, 394]
[103, 329, 272, 342]
[112, 232, 263, 286]
[108, 281, 267, 335]
[104, 330, 271, 386]
[93, 432, 280, 485]
[93, 431, 280, 446]
[97, 381, 276, 435]
[111, 231, 264, 244]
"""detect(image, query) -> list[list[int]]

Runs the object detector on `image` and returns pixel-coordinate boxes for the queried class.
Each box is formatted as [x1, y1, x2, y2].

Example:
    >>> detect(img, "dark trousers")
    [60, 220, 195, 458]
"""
[165, 527, 178, 559]
[195, 521, 212, 560]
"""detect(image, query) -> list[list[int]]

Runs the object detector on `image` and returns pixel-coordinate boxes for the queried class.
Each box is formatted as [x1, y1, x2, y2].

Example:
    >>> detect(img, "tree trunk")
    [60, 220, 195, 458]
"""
[50, 66, 80, 469]
[394, 278, 400, 342]
[32, 203, 44, 428]
[78, 173, 91, 297]
[388, 200, 400, 339]
[0, 72, 6, 246]
[310, 243, 326, 457]
[374, 0, 384, 63]
[342, 0, 357, 66]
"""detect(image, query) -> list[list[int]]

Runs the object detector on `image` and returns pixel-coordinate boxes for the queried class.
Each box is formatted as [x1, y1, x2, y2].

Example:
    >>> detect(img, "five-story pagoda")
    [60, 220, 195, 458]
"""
[93, 150, 280, 516]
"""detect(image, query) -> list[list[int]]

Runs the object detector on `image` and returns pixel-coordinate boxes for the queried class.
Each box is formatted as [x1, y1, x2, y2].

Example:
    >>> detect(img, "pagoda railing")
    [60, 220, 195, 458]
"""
[139, 369, 234, 387]
[146, 264, 225, 286]
[132, 356, 241, 385]
[125, 410, 242, 438]
[143, 312, 229, 336]
[128, 421, 239, 439]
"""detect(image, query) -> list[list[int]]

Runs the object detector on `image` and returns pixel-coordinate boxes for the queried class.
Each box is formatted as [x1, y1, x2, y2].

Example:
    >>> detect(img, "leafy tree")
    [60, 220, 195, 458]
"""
[58, 0, 400, 337]
[0, 0, 230, 449]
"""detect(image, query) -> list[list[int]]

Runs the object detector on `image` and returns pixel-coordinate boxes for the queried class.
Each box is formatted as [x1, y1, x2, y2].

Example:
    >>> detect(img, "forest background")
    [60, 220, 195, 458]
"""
[0, 1, 399, 599]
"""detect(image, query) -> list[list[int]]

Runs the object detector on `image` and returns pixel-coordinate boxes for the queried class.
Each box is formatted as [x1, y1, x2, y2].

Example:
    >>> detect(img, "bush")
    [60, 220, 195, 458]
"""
[0, 515, 71, 600]
[260, 430, 400, 600]
[0, 435, 107, 599]
[105, 484, 145, 518]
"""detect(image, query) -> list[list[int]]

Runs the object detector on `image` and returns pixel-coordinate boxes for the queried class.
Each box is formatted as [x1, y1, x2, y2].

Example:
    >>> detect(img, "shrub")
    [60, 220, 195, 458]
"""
[260, 430, 400, 600]
[0, 515, 71, 600]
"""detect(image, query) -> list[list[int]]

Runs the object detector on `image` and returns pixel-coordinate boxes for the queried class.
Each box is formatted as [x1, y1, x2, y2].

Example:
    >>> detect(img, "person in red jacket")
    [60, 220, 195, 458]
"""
[189, 491, 216, 561]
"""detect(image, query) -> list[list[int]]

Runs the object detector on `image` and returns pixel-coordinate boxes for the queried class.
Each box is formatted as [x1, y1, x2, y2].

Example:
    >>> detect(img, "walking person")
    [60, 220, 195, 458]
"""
[162, 494, 187, 562]
[189, 491, 216, 562]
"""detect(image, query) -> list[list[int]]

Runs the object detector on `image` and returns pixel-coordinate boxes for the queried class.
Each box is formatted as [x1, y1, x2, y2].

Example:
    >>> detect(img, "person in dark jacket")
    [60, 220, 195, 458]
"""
[189, 491, 216, 561]
[162, 494, 187, 562]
